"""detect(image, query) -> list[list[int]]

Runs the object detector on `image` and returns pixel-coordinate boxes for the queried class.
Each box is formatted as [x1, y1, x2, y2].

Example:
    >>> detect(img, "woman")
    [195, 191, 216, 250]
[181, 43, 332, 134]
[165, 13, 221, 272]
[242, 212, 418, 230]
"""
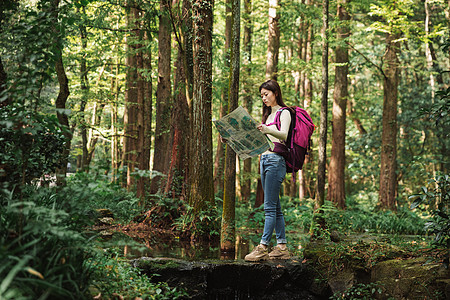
[244, 79, 291, 262]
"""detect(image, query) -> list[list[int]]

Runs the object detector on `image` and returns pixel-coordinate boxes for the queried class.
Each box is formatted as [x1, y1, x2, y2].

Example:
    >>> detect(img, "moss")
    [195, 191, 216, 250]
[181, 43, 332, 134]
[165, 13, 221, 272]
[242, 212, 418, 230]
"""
[134, 257, 183, 271]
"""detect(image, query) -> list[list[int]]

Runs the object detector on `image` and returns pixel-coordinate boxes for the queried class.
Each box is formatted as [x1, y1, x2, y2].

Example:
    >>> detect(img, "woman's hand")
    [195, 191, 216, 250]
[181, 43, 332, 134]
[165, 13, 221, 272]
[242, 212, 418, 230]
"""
[257, 124, 269, 134]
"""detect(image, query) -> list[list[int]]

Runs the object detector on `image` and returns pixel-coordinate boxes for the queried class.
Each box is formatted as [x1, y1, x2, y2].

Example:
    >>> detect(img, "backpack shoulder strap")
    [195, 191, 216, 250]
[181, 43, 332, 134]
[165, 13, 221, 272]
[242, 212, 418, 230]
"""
[265, 107, 287, 130]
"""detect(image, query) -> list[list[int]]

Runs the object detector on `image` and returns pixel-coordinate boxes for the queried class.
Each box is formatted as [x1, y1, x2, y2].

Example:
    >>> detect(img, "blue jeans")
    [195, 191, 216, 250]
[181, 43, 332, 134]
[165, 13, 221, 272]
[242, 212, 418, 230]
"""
[260, 153, 287, 245]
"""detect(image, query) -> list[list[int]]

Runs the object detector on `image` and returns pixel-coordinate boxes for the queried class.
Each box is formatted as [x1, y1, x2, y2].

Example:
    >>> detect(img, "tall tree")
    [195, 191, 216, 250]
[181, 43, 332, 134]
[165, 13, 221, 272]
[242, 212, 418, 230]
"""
[164, 44, 189, 199]
[135, 29, 152, 200]
[78, 7, 89, 171]
[122, 2, 140, 190]
[151, 0, 172, 193]
[0, 57, 8, 107]
[221, 0, 240, 253]
[240, 0, 253, 202]
[299, 0, 314, 200]
[265, 0, 280, 80]
[164, 0, 190, 199]
[327, 0, 350, 209]
[188, 0, 215, 235]
[379, 32, 400, 210]
[213, 0, 232, 196]
[316, 0, 328, 207]
[50, 0, 71, 186]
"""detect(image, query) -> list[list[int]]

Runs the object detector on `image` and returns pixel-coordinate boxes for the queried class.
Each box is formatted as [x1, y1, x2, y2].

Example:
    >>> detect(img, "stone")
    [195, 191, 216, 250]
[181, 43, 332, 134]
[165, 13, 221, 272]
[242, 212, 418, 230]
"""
[132, 257, 330, 299]
[371, 257, 450, 299]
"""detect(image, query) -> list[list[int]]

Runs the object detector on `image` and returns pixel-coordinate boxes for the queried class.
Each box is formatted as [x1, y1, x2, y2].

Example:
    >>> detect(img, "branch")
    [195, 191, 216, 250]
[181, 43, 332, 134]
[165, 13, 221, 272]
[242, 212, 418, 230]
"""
[345, 41, 386, 79]
[167, 0, 184, 54]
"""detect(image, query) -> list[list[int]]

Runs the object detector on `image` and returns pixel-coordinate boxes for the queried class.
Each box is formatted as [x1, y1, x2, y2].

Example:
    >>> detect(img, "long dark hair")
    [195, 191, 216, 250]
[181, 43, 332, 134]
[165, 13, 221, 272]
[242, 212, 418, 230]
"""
[259, 80, 288, 123]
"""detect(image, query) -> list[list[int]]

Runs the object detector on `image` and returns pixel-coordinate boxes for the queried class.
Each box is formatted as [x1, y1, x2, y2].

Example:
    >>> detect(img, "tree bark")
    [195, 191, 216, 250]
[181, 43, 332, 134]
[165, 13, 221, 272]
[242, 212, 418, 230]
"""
[151, 0, 172, 194]
[265, 0, 280, 80]
[188, 0, 215, 236]
[165, 28, 189, 200]
[327, 0, 349, 209]
[0, 56, 9, 107]
[49, 0, 71, 186]
[379, 32, 400, 210]
[299, 0, 314, 201]
[123, 2, 140, 190]
[111, 62, 120, 182]
[221, 0, 240, 253]
[240, 0, 253, 202]
[213, 0, 232, 197]
[136, 30, 152, 201]
[316, 0, 328, 208]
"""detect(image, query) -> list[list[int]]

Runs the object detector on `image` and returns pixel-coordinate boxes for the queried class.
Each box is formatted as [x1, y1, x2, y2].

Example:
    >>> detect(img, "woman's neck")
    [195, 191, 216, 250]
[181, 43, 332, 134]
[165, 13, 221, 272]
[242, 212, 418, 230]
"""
[271, 105, 281, 114]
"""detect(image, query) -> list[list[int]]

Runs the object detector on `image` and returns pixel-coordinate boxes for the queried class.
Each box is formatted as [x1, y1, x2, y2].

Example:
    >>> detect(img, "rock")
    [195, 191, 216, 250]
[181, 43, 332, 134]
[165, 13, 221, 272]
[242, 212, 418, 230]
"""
[371, 257, 450, 299]
[132, 257, 330, 299]
[96, 208, 114, 218]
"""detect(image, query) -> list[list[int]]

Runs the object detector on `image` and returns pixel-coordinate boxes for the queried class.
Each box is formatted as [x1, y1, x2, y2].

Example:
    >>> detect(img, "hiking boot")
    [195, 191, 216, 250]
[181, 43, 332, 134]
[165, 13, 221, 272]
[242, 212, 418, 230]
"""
[268, 245, 290, 260]
[244, 244, 269, 262]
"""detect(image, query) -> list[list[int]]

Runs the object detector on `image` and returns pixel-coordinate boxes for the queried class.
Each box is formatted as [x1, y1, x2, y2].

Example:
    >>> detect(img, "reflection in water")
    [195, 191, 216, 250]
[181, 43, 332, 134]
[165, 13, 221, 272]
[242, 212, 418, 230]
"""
[99, 229, 261, 260]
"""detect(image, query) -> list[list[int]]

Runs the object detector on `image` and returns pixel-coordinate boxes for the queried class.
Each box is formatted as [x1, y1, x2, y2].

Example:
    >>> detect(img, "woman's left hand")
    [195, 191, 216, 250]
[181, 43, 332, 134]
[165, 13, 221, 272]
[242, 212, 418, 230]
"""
[257, 124, 269, 134]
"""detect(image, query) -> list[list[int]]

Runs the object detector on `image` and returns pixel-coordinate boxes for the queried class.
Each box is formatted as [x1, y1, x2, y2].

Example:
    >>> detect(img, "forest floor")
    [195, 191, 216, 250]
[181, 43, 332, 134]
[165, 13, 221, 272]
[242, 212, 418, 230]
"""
[91, 213, 450, 299]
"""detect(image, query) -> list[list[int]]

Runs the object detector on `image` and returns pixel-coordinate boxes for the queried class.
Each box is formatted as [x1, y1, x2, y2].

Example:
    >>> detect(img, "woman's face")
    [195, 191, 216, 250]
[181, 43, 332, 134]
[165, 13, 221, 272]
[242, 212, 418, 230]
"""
[260, 88, 277, 107]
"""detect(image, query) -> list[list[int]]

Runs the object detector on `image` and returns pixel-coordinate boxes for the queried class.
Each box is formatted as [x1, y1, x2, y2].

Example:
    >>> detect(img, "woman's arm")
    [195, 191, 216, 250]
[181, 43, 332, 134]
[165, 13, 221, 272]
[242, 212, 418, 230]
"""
[257, 110, 291, 141]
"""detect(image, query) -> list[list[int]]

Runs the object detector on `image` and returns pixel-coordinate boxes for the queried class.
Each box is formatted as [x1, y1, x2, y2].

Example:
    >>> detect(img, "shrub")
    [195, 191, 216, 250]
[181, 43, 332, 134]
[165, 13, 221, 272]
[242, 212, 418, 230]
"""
[0, 189, 92, 299]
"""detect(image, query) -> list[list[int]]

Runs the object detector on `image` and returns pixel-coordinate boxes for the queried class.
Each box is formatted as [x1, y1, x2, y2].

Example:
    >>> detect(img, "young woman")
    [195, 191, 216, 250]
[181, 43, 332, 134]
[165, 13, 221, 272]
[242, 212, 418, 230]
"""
[244, 79, 291, 262]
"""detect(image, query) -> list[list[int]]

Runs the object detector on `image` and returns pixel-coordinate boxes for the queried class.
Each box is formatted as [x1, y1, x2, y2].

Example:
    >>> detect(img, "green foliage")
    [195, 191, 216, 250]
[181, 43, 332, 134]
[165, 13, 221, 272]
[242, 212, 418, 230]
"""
[62, 172, 145, 225]
[0, 106, 66, 189]
[89, 248, 187, 299]
[289, 199, 426, 236]
[174, 198, 221, 239]
[331, 282, 383, 300]
[0, 189, 92, 299]
[410, 174, 450, 265]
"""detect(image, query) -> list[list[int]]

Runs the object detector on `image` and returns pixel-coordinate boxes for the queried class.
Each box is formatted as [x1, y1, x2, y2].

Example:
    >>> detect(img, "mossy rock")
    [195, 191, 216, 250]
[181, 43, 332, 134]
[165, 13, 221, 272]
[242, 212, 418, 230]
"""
[132, 257, 329, 299]
[371, 257, 450, 299]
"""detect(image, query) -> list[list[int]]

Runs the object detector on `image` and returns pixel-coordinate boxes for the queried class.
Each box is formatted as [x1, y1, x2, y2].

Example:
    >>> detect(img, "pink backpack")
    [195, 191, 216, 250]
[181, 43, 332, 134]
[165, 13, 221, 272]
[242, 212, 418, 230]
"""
[267, 106, 315, 174]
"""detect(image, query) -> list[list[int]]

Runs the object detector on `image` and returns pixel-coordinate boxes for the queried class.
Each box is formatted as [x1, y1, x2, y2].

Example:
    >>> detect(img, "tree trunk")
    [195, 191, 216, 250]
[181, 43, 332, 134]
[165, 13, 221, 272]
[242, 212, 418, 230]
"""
[123, 2, 140, 190]
[188, 0, 215, 237]
[299, 0, 314, 200]
[221, 0, 240, 253]
[79, 7, 89, 171]
[265, 0, 280, 80]
[348, 95, 367, 135]
[111, 62, 120, 182]
[50, 0, 71, 186]
[240, 0, 253, 202]
[379, 32, 400, 210]
[213, 0, 232, 197]
[136, 30, 152, 201]
[151, 0, 172, 194]
[424, 0, 436, 101]
[316, 0, 329, 208]
[327, 0, 349, 209]
[0, 56, 9, 107]
[165, 31, 189, 200]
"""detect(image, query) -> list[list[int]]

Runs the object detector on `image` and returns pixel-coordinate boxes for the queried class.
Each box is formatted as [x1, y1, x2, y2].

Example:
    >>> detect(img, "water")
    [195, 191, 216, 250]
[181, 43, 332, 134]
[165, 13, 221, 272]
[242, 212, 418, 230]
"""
[96, 229, 259, 260]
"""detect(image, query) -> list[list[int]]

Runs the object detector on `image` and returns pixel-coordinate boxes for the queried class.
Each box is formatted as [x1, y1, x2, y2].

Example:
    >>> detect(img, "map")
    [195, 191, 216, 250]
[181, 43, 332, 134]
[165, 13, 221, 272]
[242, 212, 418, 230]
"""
[213, 106, 272, 160]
